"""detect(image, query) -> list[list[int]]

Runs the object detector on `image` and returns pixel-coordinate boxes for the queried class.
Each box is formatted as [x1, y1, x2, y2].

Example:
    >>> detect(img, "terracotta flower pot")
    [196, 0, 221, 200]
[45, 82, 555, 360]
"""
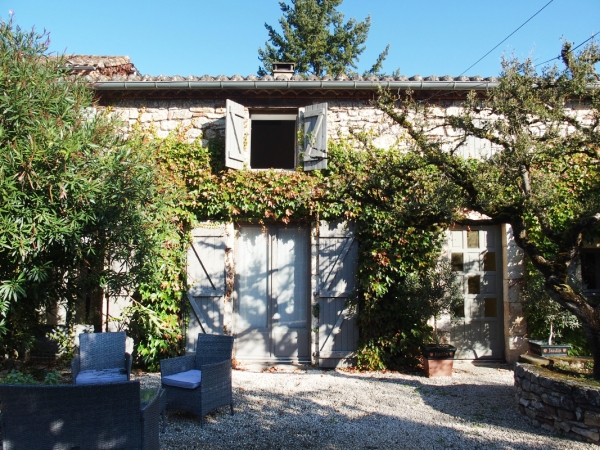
[421, 344, 456, 377]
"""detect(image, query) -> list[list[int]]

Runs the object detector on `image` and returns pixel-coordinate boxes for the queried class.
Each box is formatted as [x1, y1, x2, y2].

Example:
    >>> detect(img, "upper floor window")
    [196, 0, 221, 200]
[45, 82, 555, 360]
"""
[250, 114, 297, 169]
[225, 100, 327, 171]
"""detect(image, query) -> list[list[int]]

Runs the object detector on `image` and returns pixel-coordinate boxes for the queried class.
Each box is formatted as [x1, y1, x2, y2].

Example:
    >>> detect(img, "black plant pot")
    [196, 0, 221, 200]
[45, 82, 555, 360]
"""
[527, 339, 571, 357]
[420, 344, 456, 360]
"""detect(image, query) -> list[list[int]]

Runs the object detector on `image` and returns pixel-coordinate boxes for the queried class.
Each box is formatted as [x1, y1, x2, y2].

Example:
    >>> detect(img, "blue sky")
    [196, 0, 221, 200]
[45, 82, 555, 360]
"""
[5, 0, 599, 77]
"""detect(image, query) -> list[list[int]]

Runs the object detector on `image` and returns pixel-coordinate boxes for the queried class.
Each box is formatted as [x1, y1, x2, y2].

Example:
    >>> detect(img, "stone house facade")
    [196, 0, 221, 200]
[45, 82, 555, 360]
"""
[68, 56, 529, 366]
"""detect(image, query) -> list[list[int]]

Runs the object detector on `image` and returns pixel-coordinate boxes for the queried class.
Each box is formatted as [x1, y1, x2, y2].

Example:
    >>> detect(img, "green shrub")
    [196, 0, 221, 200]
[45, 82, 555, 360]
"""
[0, 369, 62, 385]
[522, 260, 589, 355]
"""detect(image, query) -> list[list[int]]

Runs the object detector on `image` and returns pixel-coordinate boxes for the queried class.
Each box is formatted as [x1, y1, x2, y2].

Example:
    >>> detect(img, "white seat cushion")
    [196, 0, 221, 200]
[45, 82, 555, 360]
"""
[162, 369, 202, 389]
[75, 368, 127, 385]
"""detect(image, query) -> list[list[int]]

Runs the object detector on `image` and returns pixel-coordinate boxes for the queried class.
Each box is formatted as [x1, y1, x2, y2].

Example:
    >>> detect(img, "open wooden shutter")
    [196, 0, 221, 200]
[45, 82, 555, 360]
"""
[225, 99, 247, 170]
[318, 220, 358, 367]
[186, 226, 227, 351]
[303, 103, 328, 171]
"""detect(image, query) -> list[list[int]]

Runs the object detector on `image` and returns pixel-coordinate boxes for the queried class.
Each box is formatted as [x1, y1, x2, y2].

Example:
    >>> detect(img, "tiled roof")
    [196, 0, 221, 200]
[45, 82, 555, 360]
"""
[63, 55, 133, 68]
[61, 55, 139, 79]
[78, 72, 498, 83]
[63, 55, 498, 83]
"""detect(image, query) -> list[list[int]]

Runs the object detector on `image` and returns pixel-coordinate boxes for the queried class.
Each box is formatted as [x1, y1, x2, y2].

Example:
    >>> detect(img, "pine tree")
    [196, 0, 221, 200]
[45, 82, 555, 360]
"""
[258, 0, 389, 77]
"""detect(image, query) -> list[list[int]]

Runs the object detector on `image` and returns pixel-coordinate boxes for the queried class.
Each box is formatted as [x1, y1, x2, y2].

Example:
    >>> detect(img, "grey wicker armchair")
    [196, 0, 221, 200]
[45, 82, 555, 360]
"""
[0, 381, 162, 450]
[71, 331, 132, 385]
[160, 333, 234, 426]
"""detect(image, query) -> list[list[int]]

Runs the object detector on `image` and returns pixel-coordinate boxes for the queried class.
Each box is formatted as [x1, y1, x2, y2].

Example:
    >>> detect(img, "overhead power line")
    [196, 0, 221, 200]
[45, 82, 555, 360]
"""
[459, 0, 554, 76]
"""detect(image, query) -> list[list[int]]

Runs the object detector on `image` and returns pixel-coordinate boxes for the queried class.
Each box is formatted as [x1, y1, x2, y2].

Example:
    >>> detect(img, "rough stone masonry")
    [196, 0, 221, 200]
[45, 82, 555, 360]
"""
[515, 362, 600, 444]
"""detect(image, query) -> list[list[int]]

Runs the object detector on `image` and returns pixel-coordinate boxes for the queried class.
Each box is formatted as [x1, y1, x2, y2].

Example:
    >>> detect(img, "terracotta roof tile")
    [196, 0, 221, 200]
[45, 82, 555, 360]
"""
[62, 55, 499, 85]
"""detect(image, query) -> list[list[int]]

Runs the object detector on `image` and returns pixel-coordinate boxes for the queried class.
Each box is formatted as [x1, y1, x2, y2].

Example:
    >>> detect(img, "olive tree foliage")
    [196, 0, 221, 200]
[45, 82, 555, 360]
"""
[0, 20, 162, 357]
[375, 42, 600, 376]
[258, 0, 389, 77]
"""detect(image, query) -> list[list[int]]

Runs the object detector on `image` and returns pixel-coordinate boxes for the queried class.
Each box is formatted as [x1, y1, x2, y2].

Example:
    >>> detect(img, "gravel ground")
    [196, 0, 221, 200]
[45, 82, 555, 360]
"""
[134, 361, 595, 450]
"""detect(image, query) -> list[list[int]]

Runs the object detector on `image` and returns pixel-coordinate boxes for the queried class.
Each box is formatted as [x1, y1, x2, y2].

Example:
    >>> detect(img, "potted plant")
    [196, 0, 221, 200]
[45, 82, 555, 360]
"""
[522, 266, 578, 357]
[406, 261, 463, 377]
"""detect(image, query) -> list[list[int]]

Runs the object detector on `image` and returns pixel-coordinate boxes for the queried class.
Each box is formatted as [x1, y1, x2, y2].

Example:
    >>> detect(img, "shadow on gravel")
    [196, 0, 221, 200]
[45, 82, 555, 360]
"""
[159, 370, 579, 450]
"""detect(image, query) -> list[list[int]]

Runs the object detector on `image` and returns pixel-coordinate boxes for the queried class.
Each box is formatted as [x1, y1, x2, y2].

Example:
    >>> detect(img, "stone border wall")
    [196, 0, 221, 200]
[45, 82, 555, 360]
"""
[103, 99, 402, 143]
[515, 362, 600, 444]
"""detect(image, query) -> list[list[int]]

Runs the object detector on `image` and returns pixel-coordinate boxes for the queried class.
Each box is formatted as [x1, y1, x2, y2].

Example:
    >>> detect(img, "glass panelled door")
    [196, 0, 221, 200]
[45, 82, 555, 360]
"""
[235, 225, 310, 362]
[450, 226, 504, 359]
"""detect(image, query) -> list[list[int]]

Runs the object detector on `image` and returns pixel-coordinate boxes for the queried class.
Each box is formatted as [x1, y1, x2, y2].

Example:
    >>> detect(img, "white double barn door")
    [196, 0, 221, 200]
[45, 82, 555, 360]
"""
[234, 225, 311, 362]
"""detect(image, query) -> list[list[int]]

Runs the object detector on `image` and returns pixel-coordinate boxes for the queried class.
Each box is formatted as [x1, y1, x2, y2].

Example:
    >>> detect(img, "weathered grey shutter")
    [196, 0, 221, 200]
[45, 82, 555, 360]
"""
[303, 103, 328, 171]
[186, 226, 226, 351]
[318, 220, 358, 367]
[225, 99, 247, 170]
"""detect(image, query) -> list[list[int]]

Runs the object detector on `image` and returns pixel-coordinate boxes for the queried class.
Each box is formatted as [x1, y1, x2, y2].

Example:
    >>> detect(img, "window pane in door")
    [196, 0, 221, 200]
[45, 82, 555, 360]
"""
[483, 252, 496, 271]
[453, 300, 465, 318]
[276, 228, 308, 328]
[451, 253, 464, 271]
[467, 231, 479, 248]
[237, 228, 268, 329]
[484, 298, 497, 317]
[468, 276, 480, 294]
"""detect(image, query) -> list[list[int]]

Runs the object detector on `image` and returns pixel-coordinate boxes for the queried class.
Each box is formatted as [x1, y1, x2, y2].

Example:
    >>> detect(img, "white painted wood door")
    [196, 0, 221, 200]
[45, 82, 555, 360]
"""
[186, 226, 226, 352]
[449, 226, 504, 359]
[234, 225, 310, 362]
[318, 221, 359, 368]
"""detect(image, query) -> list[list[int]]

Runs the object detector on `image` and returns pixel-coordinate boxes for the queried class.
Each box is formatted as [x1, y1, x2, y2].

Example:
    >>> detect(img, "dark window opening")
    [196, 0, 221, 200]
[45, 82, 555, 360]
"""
[250, 120, 296, 169]
[483, 252, 496, 271]
[582, 251, 600, 292]
[484, 298, 497, 317]
[468, 276, 480, 294]
[451, 253, 464, 271]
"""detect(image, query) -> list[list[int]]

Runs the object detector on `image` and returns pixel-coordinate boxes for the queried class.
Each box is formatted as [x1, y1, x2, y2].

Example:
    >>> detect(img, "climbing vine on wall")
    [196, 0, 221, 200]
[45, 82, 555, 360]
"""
[127, 125, 453, 370]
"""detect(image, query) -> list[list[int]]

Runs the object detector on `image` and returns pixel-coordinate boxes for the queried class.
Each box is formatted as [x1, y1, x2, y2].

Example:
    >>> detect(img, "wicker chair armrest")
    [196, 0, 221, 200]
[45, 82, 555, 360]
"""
[71, 356, 80, 384]
[160, 354, 196, 377]
[199, 359, 232, 389]
[140, 388, 162, 450]
[125, 353, 132, 381]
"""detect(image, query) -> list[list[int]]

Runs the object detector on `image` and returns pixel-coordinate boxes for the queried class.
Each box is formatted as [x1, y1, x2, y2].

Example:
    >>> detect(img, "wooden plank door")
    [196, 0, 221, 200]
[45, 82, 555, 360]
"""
[272, 227, 310, 360]
[234, 226, 270, 359]
[234, 225, 311, 362]
[318, 221, 359, 368]
[186, 226, 227, 352]
[449, 226, 504, 359]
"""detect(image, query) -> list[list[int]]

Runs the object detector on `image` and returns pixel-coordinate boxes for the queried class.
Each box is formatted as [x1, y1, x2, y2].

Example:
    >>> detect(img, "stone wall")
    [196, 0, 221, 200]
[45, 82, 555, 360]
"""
[104, 99, 407, 145]
[515, 362, 600, 444]
[100, 97, 526, 363]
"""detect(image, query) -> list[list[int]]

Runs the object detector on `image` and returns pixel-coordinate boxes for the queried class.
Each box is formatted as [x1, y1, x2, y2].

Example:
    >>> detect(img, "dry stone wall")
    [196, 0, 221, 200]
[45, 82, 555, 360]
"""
[515, 362, 600, 444]
[104, 99, 420, 147]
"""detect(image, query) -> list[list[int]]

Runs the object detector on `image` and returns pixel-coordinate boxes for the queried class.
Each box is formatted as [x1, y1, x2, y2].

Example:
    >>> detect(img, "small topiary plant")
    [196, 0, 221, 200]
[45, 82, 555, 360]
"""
[405, 260, 463, 347]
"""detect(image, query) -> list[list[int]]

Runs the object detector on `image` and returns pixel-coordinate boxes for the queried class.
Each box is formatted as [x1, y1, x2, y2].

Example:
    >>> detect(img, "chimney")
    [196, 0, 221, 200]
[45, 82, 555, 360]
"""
[272, 62, 295, 80]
